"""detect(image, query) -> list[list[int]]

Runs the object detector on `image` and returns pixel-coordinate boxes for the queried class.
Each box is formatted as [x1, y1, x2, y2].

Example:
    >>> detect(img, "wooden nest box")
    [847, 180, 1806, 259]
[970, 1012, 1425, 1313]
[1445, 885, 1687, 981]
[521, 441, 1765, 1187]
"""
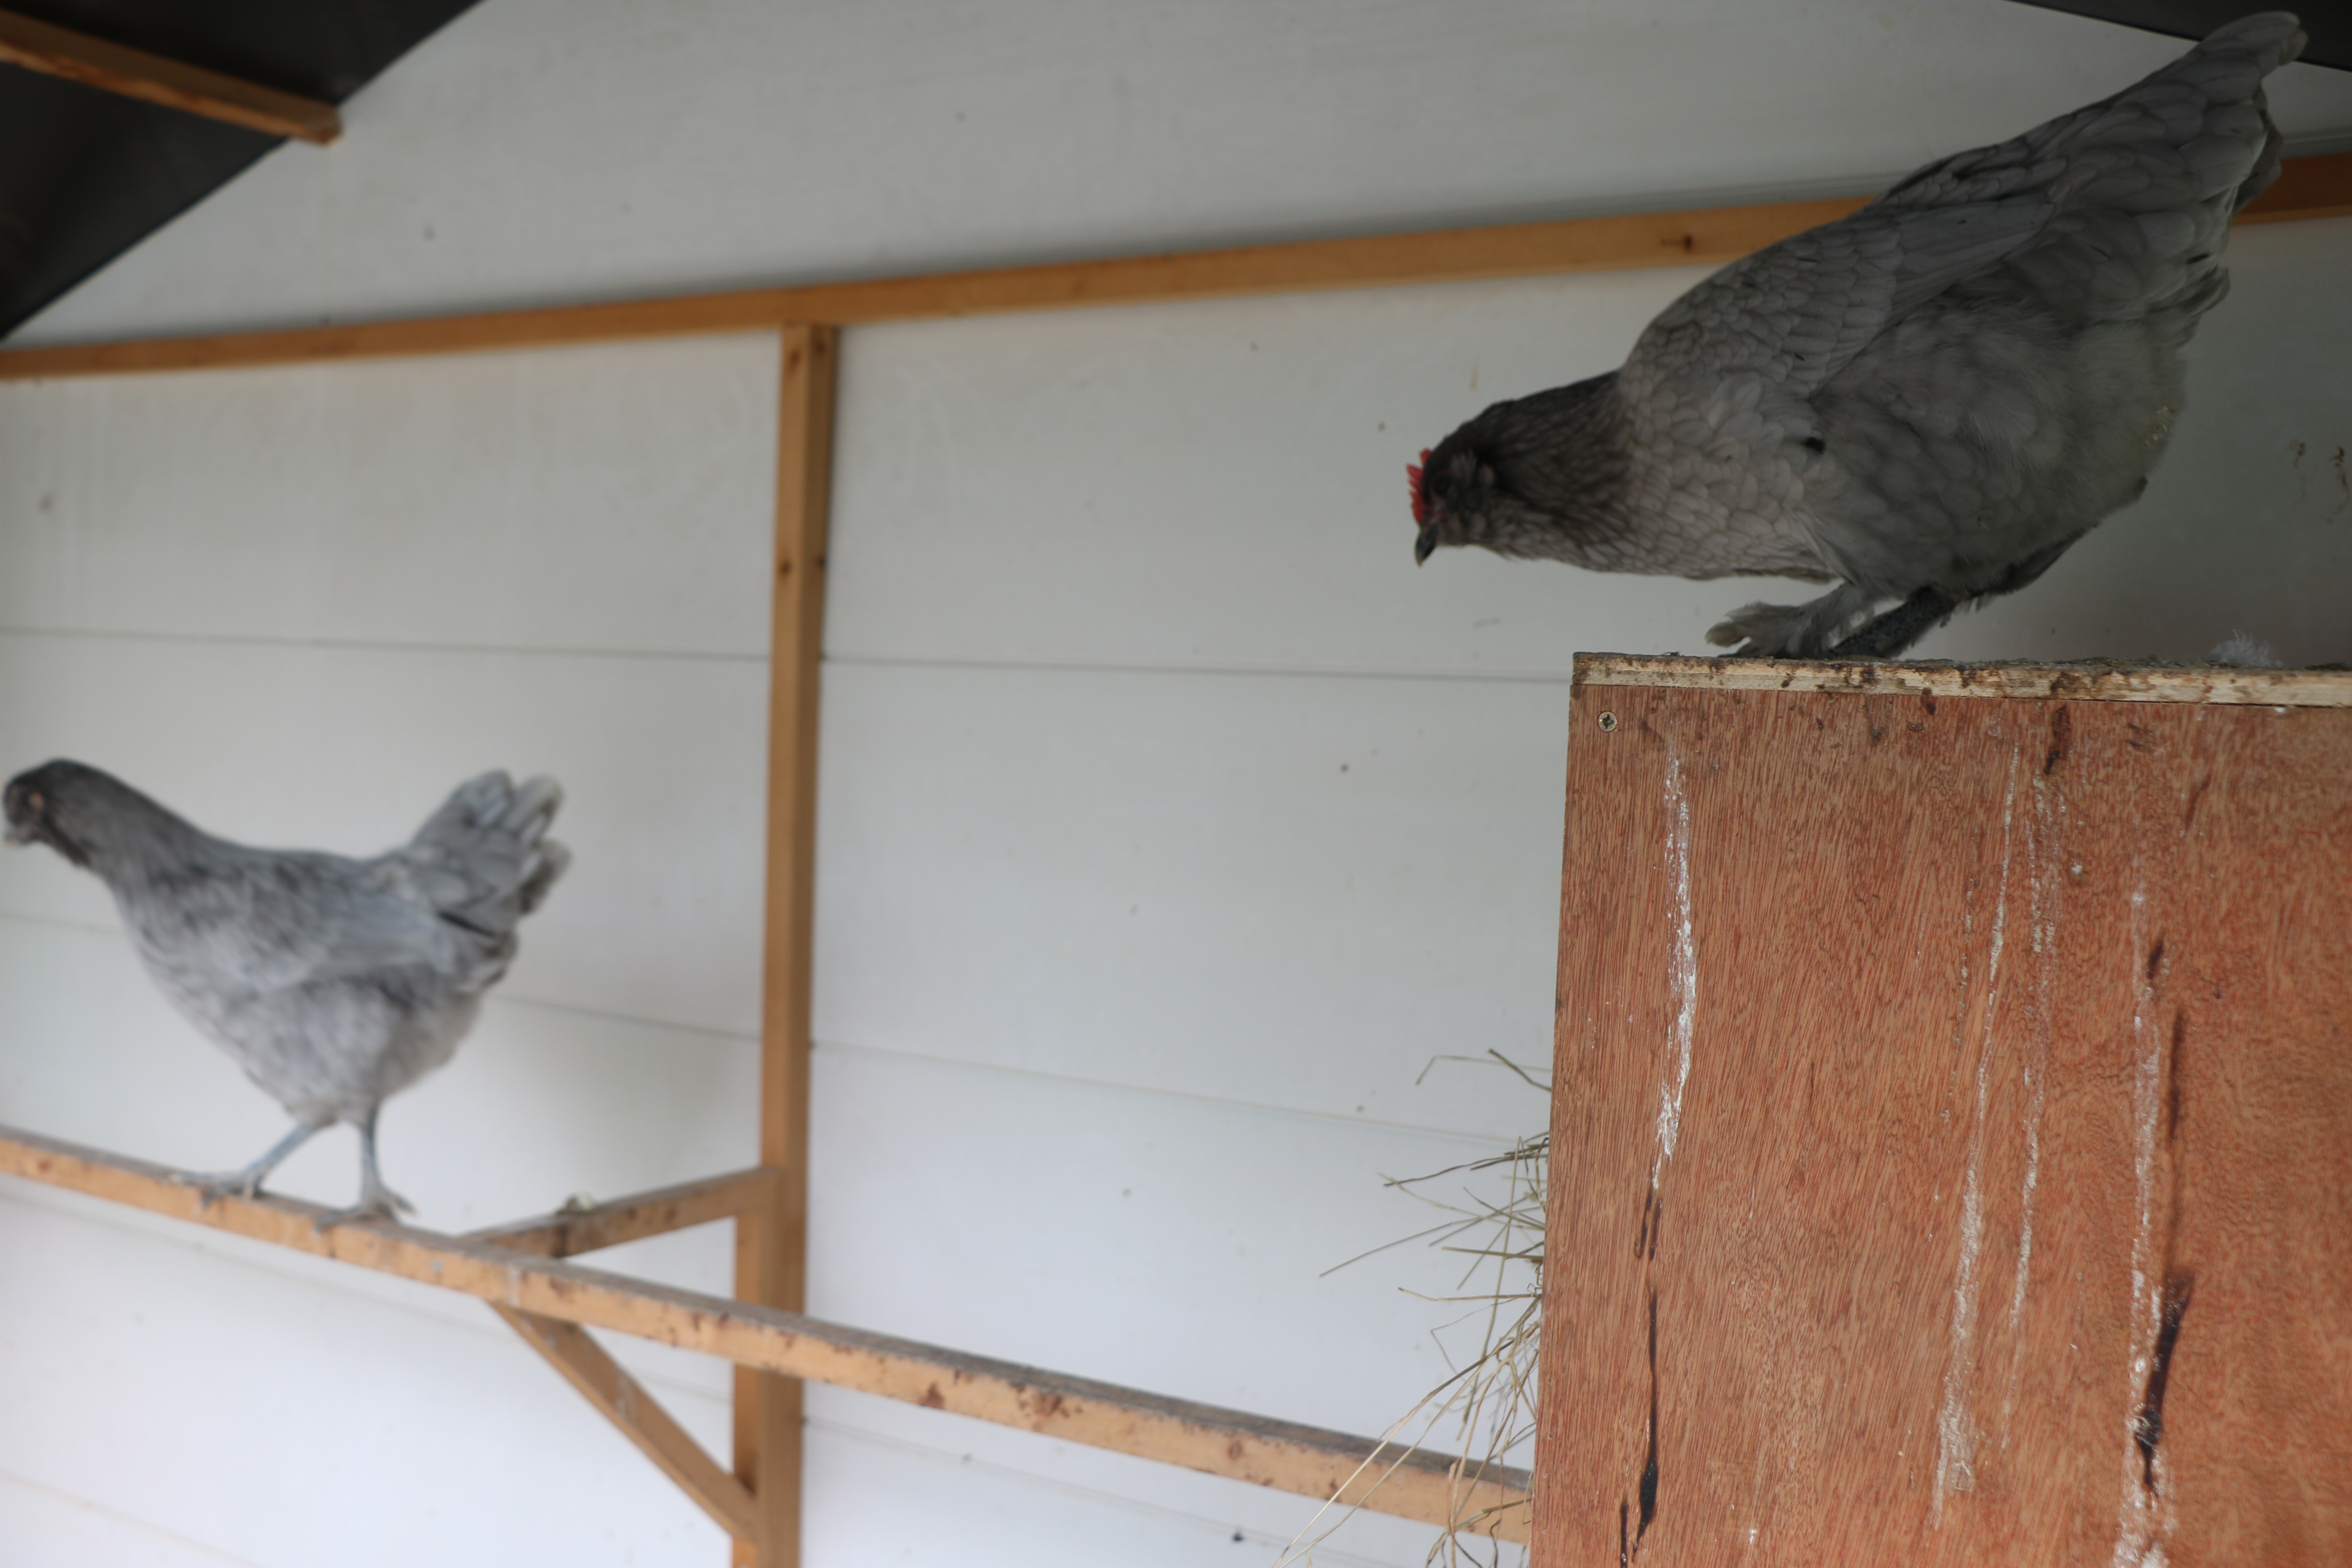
[1537, 655, 2352, 1566]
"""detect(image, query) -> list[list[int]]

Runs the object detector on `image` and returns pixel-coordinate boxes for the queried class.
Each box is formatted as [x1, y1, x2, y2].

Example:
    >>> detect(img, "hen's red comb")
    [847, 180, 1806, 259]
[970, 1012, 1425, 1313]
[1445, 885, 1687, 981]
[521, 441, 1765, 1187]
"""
[1407, 448, 1432, 525]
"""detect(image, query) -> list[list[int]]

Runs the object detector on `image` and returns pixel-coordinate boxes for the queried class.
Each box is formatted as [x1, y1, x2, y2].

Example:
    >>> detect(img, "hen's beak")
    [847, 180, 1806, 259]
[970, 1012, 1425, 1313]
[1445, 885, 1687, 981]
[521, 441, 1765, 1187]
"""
[3, 822, 31, 847]
[1414, 526, 1437, 566]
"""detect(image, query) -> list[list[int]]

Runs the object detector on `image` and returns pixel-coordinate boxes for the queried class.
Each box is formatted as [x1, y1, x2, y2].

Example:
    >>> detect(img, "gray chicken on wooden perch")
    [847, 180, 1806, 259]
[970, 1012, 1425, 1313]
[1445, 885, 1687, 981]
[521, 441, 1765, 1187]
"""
[1408, 12, 2306, 657]
[3, 761, 568, 1221]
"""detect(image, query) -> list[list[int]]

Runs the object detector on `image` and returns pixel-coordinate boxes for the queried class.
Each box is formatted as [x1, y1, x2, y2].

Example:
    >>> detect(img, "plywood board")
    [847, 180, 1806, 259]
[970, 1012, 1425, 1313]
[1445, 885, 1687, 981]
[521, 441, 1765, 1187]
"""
[1536, 660, 2352, 1565]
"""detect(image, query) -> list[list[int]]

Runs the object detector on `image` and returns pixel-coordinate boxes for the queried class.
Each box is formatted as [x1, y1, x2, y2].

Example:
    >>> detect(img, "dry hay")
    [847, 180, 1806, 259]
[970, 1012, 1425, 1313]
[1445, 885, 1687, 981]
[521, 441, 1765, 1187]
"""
[1278, 1052, 1547, 1566]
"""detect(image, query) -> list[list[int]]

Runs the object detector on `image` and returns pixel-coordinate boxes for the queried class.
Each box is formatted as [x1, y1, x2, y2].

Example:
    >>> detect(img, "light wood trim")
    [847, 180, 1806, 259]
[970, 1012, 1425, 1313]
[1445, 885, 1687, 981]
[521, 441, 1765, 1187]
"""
[1572, 653, 2352, 706]
[0, 9, 339, 144]
[468, 1167, 777, 1258]
[494, 1306, 759, 1540]
[731, 323, 835, 1568]
[0, 1123, 1531, 1541]
[0, 151, 2340, 380]
[2240, 147, 2352, 224]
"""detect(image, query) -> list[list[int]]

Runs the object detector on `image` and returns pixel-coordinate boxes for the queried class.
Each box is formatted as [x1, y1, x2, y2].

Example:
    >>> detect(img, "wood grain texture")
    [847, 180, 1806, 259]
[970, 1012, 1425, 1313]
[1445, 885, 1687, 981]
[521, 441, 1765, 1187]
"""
[1574, 653, 2352, 708]
[0, 9, 339, 143]
[0, 153, 2340, 378]
[0, 1124, 1529, 1540]
[1535, 668, 2352, 1565]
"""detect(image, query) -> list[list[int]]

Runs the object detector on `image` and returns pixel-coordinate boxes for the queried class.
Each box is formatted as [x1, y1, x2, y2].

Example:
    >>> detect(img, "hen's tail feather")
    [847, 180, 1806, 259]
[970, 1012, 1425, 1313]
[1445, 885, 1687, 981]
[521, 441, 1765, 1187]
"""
[400, 771, 570, 936]
[1981, 13, 2302, 327]
[517, 838, 570, 918]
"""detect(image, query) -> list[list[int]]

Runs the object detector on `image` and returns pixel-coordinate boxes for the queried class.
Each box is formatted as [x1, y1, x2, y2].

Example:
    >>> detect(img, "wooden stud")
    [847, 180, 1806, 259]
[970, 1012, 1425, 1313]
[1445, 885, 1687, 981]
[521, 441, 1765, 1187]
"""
[0, 152, 2342, 380]
[495, 1307, 759, 1541]
[0, 9, 339, 144]
[471, 1167, 778, 1258]
[0, 1124, 1531, 1542]
[730, 322, 836, 1568]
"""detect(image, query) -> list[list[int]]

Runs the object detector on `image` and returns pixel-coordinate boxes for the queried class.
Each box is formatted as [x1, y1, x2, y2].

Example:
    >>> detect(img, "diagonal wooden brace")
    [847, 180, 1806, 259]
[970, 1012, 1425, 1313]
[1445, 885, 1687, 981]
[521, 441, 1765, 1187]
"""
[471, 1167, 783, 1541]
[495, 1305, 759, 1541]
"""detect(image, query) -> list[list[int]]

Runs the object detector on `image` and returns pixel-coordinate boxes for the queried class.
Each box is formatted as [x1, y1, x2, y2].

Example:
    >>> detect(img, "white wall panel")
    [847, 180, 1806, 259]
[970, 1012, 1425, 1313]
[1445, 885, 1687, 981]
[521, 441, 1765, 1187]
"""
[0, 1474, 259, 1568]
[811, 661, 1566, 1140]
[16, 1, 2352, 345]
[0, 336, 777, 657]
[806, 1045, 1527, 1435]
[826, 267, 1762, 677]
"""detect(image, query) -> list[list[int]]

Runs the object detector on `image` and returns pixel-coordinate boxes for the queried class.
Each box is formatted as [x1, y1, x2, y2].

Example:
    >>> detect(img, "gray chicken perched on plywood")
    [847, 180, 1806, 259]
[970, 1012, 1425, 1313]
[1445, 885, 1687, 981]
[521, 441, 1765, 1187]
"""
[3, 761, 568, 1221]
[1409, 13, 2307, 657]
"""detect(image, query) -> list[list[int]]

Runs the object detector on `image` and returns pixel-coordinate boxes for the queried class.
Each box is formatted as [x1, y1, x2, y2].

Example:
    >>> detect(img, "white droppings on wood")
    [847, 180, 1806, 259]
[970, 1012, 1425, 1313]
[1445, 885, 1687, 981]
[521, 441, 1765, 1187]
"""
[1936, 751, 2018, 1515]
[2002, 773, 2061, 1436]
[2112, 866, 2171, 1568]
[1653, 755, 1698, 1184]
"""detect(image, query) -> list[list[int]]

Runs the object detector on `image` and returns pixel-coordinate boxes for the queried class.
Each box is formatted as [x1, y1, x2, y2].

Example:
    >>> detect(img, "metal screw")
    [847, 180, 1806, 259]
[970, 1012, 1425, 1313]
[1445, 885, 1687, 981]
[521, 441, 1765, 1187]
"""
[1598, 711, 1618, 731]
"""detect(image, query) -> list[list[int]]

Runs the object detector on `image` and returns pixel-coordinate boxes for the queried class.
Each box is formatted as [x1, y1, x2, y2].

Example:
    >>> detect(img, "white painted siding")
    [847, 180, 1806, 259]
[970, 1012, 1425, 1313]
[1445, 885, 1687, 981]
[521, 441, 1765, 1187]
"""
[1, 3, 2347, 1566]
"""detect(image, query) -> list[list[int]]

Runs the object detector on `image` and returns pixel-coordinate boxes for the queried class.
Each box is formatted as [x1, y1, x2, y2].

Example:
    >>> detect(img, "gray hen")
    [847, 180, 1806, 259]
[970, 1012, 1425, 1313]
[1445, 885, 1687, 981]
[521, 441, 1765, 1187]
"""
[3, 761, 568, 1220]
[1409, 13, 2305, 657]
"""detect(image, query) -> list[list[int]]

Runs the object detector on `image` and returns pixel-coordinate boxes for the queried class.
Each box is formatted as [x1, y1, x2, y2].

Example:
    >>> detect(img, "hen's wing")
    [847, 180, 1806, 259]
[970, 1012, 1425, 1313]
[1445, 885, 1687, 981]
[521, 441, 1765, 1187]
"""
[1631, 11, 2303, 402]
[118, 848, 459, 995]
[116, 774, 564, 1006]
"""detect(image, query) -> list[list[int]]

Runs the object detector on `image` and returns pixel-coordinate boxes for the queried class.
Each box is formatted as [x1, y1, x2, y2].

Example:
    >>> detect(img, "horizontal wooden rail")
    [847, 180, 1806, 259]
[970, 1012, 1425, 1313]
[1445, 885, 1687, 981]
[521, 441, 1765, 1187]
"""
[1, 151, 2342, 381]
[0, 9, 339, 144]
[0, 1124, 1530, 1542]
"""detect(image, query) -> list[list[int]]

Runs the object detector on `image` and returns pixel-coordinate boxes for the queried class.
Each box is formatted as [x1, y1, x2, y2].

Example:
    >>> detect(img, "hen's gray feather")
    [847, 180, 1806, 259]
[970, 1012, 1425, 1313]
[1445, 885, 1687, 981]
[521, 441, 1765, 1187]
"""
[1411, 13, 2305, 656]
[2, 760, 568, 1217]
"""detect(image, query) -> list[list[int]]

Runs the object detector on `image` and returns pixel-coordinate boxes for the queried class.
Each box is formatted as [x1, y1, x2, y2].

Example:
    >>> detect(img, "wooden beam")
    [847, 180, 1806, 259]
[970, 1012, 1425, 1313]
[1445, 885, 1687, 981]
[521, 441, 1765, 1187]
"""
[1572, 653, 2352, 707]
[0, 1124, 1531, 1542]
[0, 9, 339, 145]
[494, 1306, 759, 1541]
[0, 151, 2340, 380]
[471, 1167, 777, 1258]
[732, 322, 836, 1568]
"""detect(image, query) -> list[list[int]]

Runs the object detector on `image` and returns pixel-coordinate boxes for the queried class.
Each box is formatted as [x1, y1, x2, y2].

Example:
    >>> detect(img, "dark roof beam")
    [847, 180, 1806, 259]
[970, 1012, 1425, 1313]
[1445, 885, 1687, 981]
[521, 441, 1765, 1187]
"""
[0, 8, 338, 145]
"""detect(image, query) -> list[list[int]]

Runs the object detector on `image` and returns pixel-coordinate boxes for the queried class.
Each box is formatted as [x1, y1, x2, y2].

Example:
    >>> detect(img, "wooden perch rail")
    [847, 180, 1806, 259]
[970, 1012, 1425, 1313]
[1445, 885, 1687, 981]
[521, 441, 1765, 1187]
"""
[0, 1123, 1532, 1544]
[0, 151, 2341, 380]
